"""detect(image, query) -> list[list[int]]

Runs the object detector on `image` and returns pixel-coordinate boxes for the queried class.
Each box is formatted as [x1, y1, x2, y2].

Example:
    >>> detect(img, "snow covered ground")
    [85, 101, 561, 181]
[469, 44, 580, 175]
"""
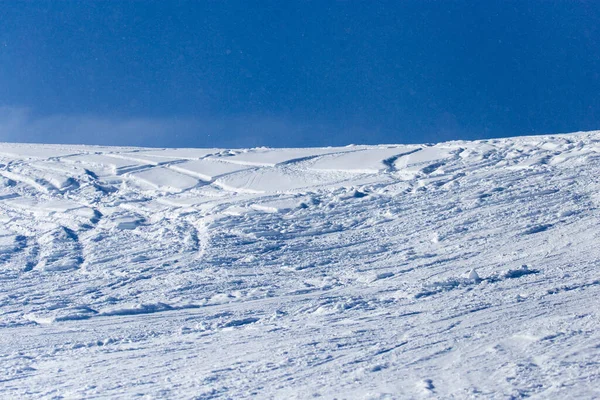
[1, 132, 600, 399]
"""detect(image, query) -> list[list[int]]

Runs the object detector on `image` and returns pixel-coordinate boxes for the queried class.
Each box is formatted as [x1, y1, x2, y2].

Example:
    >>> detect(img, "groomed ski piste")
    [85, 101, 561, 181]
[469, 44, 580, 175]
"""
[1, 131, 600, 399]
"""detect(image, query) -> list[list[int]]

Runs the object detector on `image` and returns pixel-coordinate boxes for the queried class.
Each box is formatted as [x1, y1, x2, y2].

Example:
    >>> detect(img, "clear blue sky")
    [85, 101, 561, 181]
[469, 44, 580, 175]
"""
[1, 1, 600, 148]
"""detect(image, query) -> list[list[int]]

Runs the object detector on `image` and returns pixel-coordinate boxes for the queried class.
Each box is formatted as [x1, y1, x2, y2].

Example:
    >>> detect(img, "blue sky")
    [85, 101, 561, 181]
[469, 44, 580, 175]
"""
[1, 1, 600, 148]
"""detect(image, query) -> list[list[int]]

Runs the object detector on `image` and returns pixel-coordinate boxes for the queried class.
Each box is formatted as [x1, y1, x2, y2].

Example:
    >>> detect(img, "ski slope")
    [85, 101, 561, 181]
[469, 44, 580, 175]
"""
[1, 132, 600, 399]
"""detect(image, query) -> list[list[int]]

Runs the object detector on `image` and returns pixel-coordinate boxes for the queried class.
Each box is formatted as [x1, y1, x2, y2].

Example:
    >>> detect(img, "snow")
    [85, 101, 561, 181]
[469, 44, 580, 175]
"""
[308, 146, 418, 173]
[207, 147, 354, 167]
[1, 131, 600, 398]
[126, 167, 200, 193]
[168, 159, 253, 181]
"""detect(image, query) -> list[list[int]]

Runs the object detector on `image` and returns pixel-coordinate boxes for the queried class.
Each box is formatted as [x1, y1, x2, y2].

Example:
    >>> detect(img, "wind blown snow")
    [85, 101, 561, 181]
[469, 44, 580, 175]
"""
[1, 132, 600, 398]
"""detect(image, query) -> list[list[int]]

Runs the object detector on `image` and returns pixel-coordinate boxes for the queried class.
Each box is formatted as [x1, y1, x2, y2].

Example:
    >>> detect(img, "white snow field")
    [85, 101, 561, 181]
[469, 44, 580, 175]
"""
[1, 132, 600, 399]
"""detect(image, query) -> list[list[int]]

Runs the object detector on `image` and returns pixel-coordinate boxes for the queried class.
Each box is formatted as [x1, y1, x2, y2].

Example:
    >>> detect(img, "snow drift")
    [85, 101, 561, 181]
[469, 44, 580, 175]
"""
[1, 132, 600, 398]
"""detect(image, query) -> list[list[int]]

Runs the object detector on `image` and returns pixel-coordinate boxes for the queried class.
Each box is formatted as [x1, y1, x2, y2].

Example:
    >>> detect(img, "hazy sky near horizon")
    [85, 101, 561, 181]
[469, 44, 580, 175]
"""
[1, 1, 600, 148]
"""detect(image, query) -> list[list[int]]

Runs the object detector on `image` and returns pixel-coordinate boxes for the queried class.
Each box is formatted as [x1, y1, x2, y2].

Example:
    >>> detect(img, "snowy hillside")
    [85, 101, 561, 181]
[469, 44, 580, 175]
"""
[1, 132, 600, 398]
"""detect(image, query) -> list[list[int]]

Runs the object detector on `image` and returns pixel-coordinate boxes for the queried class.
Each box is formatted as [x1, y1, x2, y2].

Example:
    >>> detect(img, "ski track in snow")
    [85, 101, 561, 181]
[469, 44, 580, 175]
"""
[1, 133, 600, 398]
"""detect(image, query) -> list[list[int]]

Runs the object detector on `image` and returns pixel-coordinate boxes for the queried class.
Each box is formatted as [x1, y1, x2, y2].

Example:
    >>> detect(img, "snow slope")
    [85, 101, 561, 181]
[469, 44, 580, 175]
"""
[1, 132, 600, 398]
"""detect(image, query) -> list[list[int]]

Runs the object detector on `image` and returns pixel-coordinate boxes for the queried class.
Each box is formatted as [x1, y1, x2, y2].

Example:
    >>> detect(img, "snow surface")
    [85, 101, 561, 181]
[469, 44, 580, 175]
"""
[1, 132, 600, 398]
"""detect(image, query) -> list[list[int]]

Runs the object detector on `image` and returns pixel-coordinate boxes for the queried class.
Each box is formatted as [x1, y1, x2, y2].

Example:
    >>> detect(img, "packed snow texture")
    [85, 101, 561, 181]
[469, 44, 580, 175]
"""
[1, 132, 600, 398]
